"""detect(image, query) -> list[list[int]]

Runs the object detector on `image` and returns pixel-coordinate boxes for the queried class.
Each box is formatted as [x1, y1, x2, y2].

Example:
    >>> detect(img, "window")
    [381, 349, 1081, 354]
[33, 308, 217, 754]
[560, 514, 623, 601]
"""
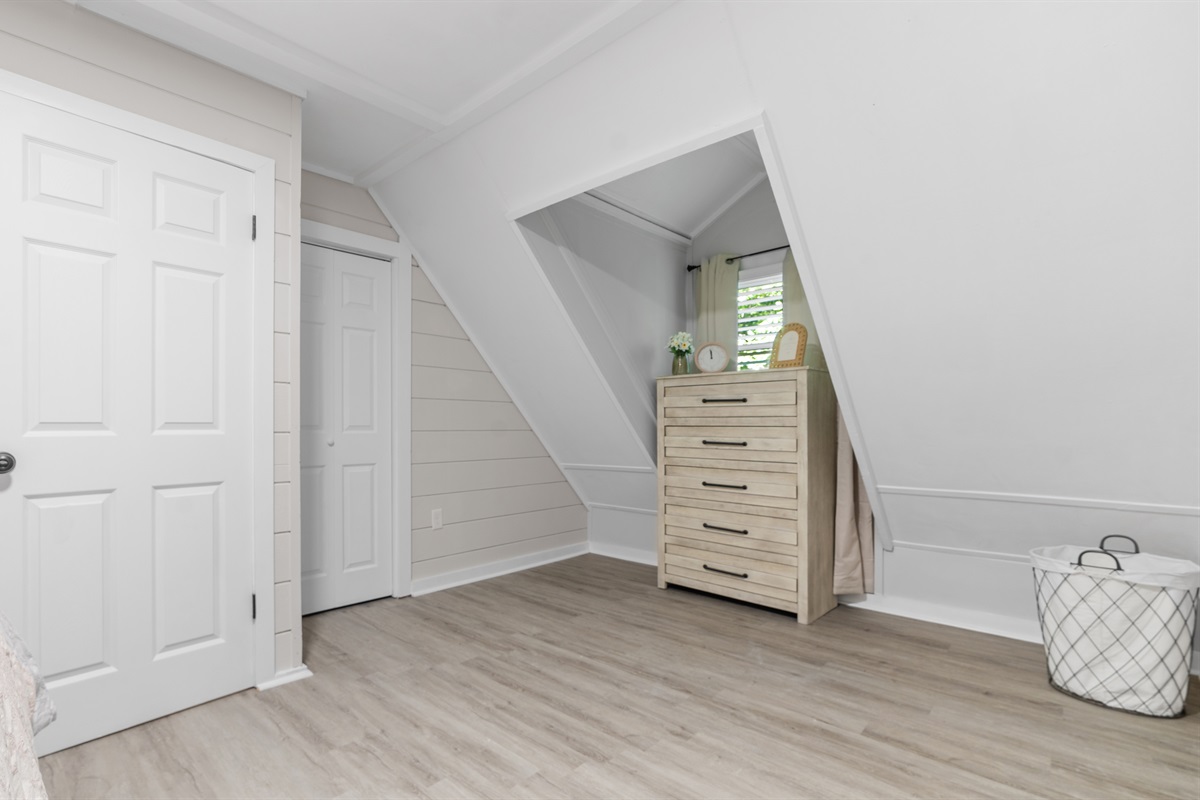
[736, 273, 783, 370]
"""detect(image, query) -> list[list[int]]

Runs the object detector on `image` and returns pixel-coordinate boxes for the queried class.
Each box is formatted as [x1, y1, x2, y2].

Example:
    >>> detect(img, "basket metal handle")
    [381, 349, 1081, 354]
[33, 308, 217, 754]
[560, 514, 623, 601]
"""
[1099, 535, 1139, 555]
[1074, 549, 1122, 572]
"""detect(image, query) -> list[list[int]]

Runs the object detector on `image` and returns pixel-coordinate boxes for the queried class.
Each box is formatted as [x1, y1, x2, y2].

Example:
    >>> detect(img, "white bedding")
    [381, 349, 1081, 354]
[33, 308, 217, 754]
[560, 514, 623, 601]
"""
[1, 613, 54, 800]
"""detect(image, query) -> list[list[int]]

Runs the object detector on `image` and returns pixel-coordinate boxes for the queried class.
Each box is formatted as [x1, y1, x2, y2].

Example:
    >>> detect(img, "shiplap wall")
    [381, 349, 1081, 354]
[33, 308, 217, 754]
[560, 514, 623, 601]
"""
[0, 0, 304, 679]
[411, 266, 587, 588]
[301, 170, 398, 243]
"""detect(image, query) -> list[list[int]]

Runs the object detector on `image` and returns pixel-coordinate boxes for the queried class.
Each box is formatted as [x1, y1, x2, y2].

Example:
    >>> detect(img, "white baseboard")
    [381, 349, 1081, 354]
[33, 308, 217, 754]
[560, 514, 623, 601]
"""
[589, 541, 656, 565]
[410, 542, 589, 597]
[843, 595, 1200, 677]
[256, 665, 312, 690]
[845, 594, 1042, 644]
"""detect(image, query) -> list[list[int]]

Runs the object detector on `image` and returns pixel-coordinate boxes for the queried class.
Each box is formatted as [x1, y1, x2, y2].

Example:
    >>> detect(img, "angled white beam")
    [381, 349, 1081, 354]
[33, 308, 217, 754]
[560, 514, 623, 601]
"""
[688, 170, 768, 240]
[579, 191, 691, 244]
[355, 0, 675, 185]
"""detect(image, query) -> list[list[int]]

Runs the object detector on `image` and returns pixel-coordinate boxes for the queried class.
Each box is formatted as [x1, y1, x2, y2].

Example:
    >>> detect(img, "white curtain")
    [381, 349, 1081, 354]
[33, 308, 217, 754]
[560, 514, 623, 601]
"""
[693, 253, 740, 370]
[782, 248, 874, 593]
[782, 249, 825, 369]
[833, 409, 876, 594]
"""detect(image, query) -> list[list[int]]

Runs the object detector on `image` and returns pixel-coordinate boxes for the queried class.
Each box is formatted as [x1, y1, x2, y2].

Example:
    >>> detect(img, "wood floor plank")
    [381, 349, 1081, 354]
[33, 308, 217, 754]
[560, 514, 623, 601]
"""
[39, 555, 1200, 799]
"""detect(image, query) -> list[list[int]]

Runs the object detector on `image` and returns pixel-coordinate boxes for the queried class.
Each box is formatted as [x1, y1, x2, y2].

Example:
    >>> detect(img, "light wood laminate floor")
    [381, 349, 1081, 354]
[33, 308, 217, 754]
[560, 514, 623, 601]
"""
[41, 555, 1200, 799]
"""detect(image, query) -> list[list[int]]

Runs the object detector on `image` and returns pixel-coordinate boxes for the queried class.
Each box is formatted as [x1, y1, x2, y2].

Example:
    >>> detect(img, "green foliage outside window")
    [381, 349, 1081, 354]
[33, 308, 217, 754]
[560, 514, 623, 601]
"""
[737, 279, 783, 370]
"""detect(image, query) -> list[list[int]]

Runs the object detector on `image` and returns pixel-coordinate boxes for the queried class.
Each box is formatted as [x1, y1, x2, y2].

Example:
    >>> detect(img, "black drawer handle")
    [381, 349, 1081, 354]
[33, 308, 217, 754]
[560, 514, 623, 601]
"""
[703, 564, 749, 579]
[702, 481, 747, 490]
[703, 523, 749, 535]
[701, 397, 748, 404]
[701, 439, 747, 447]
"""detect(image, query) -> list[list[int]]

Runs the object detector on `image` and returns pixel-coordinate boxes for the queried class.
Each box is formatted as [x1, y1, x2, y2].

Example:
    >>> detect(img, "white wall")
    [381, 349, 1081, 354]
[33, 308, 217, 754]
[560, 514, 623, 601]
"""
[518, 197, 687, 561]
[522, 198, 688, 455]
[301, 170, 398, 243]
[410, 265, 588, 591]
[0, 0, 305, 681]
[372, 1, 1199, 645]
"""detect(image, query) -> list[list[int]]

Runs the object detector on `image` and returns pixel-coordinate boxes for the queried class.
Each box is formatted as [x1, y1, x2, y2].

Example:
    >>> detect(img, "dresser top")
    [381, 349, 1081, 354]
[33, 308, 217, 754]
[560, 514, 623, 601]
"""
[657, 366, 826, 384]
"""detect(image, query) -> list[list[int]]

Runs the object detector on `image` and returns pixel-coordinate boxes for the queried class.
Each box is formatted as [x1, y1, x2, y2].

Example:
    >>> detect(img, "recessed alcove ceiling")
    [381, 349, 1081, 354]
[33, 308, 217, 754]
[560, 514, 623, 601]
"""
[583, 132, 766, 241]
[75, 0, 676, 185]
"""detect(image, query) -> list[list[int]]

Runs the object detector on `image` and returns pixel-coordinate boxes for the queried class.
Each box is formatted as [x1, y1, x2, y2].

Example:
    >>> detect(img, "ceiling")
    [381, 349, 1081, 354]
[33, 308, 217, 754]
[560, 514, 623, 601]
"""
[77, 0, 671, 185]
[76, 0, 766, 239]
[585, 131, 765, 241]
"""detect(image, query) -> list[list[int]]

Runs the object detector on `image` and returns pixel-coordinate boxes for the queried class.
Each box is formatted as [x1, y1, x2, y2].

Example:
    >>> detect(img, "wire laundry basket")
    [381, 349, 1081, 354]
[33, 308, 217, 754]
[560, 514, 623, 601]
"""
[1031, 535, 1200, 718]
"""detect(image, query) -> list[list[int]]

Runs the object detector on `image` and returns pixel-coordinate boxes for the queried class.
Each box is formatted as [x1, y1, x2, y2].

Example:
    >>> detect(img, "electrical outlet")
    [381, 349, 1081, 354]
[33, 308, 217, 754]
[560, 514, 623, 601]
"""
[431, 508, 443, 530]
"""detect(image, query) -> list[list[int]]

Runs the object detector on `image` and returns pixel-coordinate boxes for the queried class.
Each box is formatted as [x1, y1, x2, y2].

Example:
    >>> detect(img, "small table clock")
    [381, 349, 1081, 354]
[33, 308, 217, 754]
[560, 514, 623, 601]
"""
[693, 342, 730, 373]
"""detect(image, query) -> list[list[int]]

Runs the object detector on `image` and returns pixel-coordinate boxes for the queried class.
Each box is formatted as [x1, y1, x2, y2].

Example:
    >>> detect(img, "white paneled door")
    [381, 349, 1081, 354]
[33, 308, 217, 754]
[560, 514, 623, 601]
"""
[0, 91, 257, 754]
[300, 243, 393, 614]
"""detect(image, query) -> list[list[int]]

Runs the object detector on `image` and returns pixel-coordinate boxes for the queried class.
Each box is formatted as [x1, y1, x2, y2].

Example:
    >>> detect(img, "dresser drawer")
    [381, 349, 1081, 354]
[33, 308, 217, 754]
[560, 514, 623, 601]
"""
[662, 381, 797, 425]
[662, 426, 798, 463]
[662, 379, 796, 406]
[663, 549, 799, 612]
[663, 465, 796, 511]
[663, 505, 798, 550]
[663, 570, 799, 614]
[668, 495, 798, 523]
[665, 548, 796, 589]
[664, 534, 798, 569]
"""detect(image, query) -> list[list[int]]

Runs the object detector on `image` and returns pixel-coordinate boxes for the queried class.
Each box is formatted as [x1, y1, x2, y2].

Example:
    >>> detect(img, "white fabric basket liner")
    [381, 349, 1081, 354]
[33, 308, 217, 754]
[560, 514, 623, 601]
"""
[1030, 546, 1200, 590]
[1030, 545, 1199, 718]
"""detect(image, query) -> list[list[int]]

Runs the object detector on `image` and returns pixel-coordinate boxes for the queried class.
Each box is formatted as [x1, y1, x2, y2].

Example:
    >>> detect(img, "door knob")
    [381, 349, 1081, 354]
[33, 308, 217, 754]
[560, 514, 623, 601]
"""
[326, 439, 334, 447]
[0, 452, 14, 474]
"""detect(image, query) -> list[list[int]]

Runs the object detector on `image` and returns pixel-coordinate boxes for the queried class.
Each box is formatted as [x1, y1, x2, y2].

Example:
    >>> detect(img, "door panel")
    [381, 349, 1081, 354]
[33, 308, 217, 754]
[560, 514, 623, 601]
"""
[300, 243, 392, 614]
[0, 90, 257, 754]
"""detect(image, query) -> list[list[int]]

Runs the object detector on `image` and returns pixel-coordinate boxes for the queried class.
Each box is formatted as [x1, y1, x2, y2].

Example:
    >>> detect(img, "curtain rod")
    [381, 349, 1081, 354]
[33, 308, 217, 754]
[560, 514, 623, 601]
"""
[686, 244, 790, 272]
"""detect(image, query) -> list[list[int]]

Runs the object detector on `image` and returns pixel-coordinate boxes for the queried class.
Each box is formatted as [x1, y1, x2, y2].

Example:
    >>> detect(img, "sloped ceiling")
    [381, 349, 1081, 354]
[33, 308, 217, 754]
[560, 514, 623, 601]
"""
[76, 0, 672, 183]
[77, 0, 765, 243]
[587, 132, 764, 239]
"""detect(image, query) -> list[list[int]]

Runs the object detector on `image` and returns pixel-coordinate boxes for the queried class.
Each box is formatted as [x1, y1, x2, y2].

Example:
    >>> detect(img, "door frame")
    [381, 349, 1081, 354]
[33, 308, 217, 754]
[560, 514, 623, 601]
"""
[0, 68, 279, 688]
[300, 220, 413, 600]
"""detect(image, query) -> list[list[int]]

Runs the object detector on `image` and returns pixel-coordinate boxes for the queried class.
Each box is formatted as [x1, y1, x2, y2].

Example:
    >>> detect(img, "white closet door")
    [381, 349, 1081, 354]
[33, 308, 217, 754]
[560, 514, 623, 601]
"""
[300, 243, 393, 614]
[0, 90, 257, 754]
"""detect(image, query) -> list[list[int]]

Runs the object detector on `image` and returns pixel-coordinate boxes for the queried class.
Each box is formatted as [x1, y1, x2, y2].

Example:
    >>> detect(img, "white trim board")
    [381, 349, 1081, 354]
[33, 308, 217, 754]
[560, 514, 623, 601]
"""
[578, 191, 691, 244]
[300, 220, 413, 600]
[889, 540, 1031, 564]
[561, 464, 656, 474]
[506, 113, 772, 221]
[753, 114, 894, 552]
[255, 666, 313, 691]
[301, 219, 408, 260]
[844, 594, 1200, 678]
[877, 485, 1200, 517]
[410, 542, 588, 597]
[589, 541, 656, 566]
[844, 594, 1043, 646]
[587, 502, 656, 515]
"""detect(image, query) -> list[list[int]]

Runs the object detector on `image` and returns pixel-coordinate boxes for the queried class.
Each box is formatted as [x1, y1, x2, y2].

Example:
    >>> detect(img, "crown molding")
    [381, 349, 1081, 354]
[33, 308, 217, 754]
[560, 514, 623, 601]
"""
[78, 0, 445, 129]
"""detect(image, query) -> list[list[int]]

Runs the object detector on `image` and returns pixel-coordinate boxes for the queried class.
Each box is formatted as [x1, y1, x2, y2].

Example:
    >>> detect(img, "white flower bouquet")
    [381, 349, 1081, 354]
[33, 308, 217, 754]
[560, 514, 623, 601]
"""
[667, 331, 693, 356]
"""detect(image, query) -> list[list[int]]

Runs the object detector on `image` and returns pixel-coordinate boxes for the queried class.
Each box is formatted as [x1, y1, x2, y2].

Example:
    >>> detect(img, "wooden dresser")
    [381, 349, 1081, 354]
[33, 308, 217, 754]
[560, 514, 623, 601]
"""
[656, 367, 838, 623]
